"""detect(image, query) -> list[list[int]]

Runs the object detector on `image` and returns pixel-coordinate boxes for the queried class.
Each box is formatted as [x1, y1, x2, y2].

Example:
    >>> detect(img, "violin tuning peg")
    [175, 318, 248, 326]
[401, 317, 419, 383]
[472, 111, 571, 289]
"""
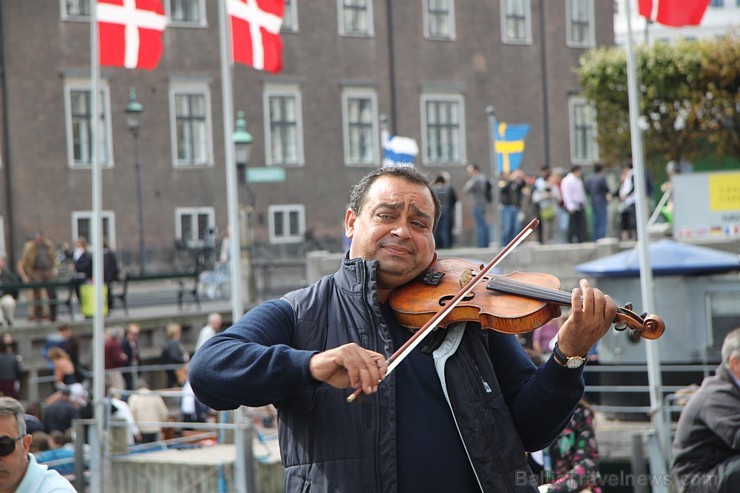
[623, 302, 633, 311]
[640, 312, 648, 319]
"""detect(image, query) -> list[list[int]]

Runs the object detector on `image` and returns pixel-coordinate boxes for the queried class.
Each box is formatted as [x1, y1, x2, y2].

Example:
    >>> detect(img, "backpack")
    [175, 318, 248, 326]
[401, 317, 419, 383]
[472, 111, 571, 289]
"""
[485, 179, 493, 203]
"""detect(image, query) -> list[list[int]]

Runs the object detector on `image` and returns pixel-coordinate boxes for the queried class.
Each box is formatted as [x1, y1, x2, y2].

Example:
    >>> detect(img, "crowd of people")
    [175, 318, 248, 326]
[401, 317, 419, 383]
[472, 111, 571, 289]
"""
[0, 310, 231, 492]
[429, 160, 657, 250]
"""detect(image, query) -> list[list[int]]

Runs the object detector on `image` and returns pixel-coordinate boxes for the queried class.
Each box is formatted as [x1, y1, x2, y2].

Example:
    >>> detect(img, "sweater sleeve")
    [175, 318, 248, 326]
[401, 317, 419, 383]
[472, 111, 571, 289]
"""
[188, 299, 319, 410]
[490, 333, 585, 451]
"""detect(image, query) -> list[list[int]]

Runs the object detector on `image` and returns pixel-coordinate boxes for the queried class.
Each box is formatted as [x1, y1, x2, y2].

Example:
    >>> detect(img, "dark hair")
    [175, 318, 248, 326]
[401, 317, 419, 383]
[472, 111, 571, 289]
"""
[349, 167, 441, 229]
[594, 164, 603, 173]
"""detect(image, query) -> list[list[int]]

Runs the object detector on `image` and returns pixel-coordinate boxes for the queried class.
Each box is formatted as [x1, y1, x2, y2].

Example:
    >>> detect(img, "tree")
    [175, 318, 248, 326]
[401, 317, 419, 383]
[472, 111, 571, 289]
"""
[578, 35, 739, 175]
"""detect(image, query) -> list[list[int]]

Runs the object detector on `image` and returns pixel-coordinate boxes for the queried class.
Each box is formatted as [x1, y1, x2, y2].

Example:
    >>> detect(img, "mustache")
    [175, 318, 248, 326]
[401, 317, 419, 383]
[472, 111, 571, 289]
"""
[379, 239, 415, 253]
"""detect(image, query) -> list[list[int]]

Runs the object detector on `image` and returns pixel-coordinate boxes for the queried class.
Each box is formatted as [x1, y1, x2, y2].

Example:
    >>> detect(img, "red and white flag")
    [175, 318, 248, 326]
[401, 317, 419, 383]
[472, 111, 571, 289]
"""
[98, 0, 168, 70]
[637, 0, 710, 27]
[228, 0, 285, 74]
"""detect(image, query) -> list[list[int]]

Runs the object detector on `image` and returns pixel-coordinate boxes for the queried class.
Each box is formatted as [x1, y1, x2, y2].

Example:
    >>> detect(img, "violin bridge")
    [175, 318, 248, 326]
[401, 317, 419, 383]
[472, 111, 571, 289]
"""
[422, 269, 445, 286]
[459, 268, 474, 287]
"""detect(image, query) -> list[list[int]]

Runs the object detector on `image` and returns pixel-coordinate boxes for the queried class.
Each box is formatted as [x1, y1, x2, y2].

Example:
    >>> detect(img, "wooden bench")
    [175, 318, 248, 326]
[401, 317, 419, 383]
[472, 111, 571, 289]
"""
[115, 271, 201, 314]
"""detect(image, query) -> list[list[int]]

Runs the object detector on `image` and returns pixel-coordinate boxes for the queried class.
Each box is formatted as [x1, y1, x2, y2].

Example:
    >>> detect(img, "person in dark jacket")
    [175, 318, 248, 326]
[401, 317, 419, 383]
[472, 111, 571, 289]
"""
[102, 239, 119, 311]
[671, 327, 740, 493]
[188, 166, 617, 493]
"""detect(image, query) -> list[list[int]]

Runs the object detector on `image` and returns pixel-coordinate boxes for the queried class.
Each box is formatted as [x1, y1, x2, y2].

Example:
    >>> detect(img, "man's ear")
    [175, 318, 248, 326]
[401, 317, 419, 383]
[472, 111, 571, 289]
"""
[344, 209, 356, 239]
[22, 434, 32, 452]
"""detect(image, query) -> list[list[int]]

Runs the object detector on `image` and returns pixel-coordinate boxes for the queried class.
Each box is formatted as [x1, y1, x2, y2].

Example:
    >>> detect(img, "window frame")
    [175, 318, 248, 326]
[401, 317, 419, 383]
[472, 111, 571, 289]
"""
[61, 0, 91, 20]
[566, 0, 595, 48]
[337, 0, 374, 37]
[166, 0, 207, 27]
[569, 96, 599, 165]
[175, 207, 216, 245]
[420, 93, 467, 166]
[423, 0, 456, 40]
[500, 0, 532, 45]
[268, 204, 306, 244]
[64, 78, 114, 168]
[169, 80, 214, 168]
[72, 210, 116, 250]
[341, 87, 379, 167]
[282, 0, 299, 32]
[262, 84, 305, 167]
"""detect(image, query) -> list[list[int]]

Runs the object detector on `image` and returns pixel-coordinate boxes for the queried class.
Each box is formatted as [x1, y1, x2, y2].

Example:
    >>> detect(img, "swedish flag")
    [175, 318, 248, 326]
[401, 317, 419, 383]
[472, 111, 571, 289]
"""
[494, 123, 531, 174]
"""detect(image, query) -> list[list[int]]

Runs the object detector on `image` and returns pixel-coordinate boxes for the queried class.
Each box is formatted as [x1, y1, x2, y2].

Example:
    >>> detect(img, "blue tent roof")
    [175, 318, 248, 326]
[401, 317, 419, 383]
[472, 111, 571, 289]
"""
[575, 239, 740, 277]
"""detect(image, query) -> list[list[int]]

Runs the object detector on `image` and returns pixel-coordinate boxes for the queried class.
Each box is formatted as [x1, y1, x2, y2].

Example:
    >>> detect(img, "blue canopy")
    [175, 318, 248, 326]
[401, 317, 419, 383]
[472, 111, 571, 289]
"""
[575, 239, 740, 277]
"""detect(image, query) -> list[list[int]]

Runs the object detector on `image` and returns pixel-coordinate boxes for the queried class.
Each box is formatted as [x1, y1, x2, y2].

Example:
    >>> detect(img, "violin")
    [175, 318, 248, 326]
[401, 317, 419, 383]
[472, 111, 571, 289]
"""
[345, 219, 665, 403]
[390, 257, 665, 340]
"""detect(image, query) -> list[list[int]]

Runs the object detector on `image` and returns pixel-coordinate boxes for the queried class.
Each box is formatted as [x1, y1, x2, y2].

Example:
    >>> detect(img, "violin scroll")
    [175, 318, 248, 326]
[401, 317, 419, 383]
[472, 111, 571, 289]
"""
[613, 305, 665, 340]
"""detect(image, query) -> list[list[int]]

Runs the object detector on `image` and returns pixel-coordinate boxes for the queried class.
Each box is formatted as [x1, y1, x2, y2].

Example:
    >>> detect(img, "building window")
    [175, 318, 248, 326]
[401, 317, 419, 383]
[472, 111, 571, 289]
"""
[567, 0, 594, 48]
[710, 0, 724, 7]
[424, 0, 455, 40]
[421, 94, 466, 165]
[269, 205, 305, 243]
[338, 0, 374, 37]
[263, 85, 304, 166]
[72, 211, 116, 249]
[64, 79, 113, 167]
[342, 88, 378, 166]
[62, 0, 91, 19]
[569, 97, 598, 164]
[169, 81, 213, 167]
[176, 207, 215, 244]
[282, 0, 299, 32]
[167, 0, 206, 26]
[501, 0, 531, 44]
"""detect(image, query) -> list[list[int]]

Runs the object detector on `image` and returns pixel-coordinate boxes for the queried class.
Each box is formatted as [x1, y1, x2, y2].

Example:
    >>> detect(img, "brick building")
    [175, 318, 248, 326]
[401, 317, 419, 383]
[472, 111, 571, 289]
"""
[0, 0, 612, 270]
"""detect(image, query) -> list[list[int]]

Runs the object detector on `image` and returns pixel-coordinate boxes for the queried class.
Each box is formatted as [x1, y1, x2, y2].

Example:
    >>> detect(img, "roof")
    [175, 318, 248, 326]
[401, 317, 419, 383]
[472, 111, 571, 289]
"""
[574, 239, 740, 277]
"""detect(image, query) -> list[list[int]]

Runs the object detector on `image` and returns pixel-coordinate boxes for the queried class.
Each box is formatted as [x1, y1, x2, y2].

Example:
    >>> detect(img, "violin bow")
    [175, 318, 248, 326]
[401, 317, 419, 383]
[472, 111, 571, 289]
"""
[347, 218, 539, 403]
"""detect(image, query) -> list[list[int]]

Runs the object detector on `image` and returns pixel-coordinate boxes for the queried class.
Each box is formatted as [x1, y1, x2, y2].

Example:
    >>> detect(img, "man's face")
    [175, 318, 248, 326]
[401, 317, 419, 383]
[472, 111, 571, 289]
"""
[0, 416, 30, 492]
[346, 175, 436, 299]
[730, 354, 740, 380]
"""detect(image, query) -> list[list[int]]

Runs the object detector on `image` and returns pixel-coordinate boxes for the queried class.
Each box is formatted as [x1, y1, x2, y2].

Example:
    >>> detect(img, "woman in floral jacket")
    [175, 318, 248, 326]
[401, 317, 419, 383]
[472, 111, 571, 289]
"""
[542, 399, 602, 493]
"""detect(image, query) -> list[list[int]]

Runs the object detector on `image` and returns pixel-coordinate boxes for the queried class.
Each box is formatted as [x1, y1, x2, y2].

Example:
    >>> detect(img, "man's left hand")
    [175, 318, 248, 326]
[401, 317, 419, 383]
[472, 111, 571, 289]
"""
[556, 279, 616, 357]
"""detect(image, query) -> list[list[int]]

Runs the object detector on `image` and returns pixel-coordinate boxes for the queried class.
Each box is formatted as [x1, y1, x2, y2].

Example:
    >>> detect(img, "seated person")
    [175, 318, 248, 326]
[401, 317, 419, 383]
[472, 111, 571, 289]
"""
[671, 327, 740, 493]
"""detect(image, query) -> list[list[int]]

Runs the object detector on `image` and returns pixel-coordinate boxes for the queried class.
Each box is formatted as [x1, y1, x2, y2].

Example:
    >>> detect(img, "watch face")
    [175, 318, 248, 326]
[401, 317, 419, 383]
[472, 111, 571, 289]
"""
[566, 357, 585, 369]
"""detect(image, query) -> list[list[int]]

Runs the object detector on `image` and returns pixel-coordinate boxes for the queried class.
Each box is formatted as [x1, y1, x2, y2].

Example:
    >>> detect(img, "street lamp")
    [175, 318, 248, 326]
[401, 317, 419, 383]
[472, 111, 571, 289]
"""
[233, 111, 253, 184]
[232, 111, 256, 303]
[125, 87, 146, 274]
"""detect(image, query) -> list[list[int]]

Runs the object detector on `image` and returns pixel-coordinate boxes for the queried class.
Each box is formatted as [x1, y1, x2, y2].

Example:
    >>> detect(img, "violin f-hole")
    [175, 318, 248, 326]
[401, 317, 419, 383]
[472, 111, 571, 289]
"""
[439, 292, 475, 307]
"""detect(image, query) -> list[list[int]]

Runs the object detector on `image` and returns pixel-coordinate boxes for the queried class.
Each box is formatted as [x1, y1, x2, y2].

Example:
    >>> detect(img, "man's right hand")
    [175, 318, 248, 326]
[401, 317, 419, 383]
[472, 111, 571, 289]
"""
[309, 343, 388, 396]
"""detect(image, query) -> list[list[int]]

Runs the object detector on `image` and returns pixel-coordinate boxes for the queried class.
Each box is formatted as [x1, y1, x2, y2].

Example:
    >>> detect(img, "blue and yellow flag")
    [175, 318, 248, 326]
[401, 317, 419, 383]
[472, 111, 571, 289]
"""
[494, 123, 530, 174]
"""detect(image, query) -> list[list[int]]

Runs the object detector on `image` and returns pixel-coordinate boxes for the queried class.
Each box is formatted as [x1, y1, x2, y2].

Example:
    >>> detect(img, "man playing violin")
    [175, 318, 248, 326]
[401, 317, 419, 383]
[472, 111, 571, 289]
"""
[189, 166, 617, 493]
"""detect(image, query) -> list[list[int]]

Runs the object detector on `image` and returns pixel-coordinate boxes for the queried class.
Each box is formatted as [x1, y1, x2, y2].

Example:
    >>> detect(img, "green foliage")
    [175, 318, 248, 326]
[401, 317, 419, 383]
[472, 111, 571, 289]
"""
[577, 34, 739, 173]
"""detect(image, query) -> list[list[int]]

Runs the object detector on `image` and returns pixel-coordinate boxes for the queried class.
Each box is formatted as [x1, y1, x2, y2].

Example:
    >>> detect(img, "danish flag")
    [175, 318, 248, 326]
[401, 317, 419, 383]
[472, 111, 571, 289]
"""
[637, 0, 710, 27]
[97, 0, 168, 70]
[228, 0, 285, 74]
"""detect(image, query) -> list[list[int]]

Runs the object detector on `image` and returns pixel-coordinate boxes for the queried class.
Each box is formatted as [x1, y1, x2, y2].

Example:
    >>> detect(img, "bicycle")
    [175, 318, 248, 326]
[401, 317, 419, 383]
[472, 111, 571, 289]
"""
[173, 239, 217, 274]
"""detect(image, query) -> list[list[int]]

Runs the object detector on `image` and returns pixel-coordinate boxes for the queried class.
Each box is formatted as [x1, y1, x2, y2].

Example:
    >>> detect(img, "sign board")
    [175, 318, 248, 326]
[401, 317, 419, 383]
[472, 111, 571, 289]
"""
[673, 171, 740, 239]
[246, 167, 286, 183]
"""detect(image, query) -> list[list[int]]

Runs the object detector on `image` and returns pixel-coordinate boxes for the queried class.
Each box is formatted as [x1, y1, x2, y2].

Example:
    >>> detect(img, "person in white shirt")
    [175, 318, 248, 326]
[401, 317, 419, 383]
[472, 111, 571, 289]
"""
[560, 165, 588, 243]
[194, 313, 222, 354]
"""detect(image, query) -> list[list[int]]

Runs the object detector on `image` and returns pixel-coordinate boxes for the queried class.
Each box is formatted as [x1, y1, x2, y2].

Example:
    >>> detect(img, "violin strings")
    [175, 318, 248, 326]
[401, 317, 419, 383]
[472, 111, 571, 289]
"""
[489, 277, 635, 320]
[487, 277, 573, 305]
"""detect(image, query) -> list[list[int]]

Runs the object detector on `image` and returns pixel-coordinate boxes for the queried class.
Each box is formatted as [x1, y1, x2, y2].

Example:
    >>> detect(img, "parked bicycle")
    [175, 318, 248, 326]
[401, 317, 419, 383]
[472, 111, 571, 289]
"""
[173, 239, 217, 274]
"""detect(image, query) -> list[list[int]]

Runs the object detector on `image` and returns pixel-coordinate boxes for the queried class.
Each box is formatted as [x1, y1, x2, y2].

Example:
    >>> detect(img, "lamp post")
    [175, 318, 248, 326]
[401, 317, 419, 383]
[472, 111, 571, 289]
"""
[125, 87, 146, 274]
[232, 111, 256, 304]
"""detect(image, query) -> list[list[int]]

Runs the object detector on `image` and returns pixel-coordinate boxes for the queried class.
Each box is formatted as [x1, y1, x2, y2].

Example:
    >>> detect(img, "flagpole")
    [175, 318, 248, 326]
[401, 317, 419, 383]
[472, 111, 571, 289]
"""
[486, 106, 499, 246]
[218, 2, 250, 492]
[89, 3, 105, 493]
[624, 0, 669, 481]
